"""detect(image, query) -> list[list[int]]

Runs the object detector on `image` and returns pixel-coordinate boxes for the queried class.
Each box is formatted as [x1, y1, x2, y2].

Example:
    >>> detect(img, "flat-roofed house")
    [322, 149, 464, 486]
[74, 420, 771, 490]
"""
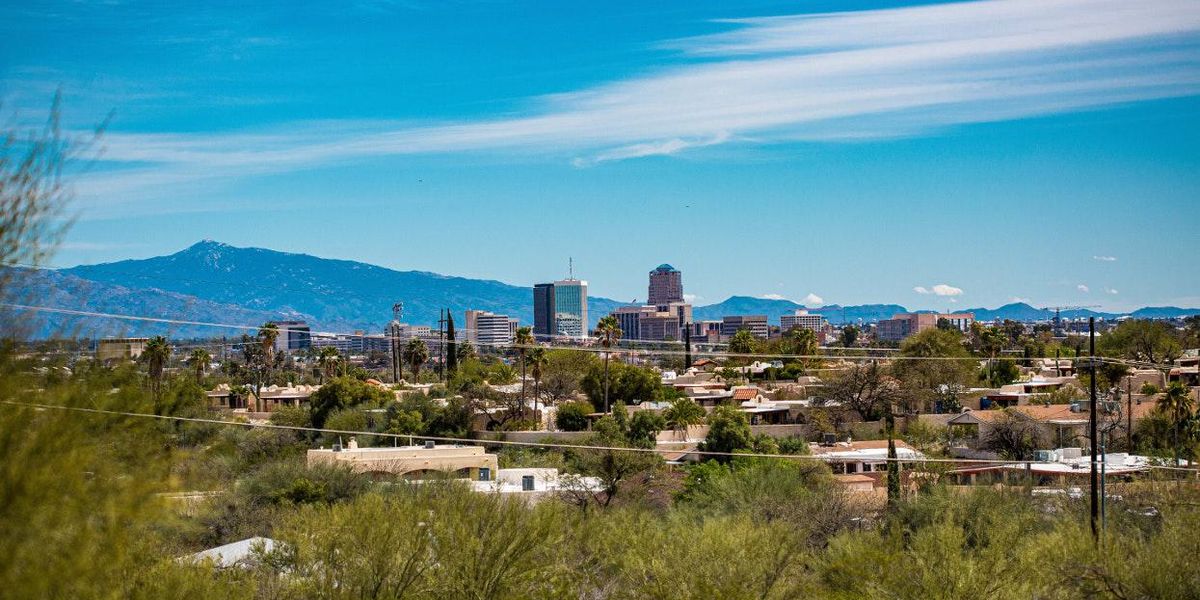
[307, 441, 499, 481]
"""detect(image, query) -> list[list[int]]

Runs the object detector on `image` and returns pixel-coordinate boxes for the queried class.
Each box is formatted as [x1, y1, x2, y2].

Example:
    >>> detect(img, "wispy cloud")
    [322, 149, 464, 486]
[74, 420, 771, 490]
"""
[66, 0, 1200, 208]
[760, 293, 788, 301]
[1078, 284, 1091, 293]
[1107, 287, 1119, 295]
[1093, 255, 1118, 262]
[914, 284, 964, 296]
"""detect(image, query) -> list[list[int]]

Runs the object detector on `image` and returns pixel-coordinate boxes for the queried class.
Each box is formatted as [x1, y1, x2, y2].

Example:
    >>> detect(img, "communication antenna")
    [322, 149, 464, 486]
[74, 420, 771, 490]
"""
[569, 257, 573, 280]
[392, 302, 404, 323]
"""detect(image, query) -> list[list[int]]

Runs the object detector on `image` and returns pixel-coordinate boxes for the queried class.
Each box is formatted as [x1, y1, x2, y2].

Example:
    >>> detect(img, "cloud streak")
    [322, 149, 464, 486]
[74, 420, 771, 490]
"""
[70, 0, 1200, 208]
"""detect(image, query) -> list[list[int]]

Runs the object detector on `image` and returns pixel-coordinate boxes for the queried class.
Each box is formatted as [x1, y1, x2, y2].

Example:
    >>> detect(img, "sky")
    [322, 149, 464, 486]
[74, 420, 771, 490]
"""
[2, 0, 1199, 311]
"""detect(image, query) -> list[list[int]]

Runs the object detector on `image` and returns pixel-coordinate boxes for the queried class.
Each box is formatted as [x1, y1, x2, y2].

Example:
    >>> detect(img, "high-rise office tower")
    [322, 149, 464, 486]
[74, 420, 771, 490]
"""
[552, 278, 588, 338]
[647, 264, 683, 305]
[533, 283, 556, 338]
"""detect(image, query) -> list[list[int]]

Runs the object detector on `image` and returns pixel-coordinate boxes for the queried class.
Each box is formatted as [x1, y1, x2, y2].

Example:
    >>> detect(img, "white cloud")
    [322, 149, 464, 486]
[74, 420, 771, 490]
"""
[1010, 296, 1030, 304]
[682, 293, 701, 303]
[916, 284, 964, 296]
[802, 293, 824, 305]
[1093, 255, 1118, 262]
[62, 0, 1200, 211]
[1107, 288, 1119, 295]
[760, 294, 788, 301]
[1077, 284, 1091, 293]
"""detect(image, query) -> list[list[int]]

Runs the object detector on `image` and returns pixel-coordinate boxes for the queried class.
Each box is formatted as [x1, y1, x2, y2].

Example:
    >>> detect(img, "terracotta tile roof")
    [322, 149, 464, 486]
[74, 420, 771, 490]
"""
[732, 388, 760, 401]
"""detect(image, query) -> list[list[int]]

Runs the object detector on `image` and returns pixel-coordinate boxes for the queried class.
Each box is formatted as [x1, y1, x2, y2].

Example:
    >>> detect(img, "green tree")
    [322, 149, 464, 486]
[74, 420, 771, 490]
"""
[445, 310, 458, 376]
[309, 376, 393, 429]
[702, 405, 753, 459]
[316, 346, 341, 383]
[528, 347, 548, 425]
[1158, 382, 1196, 466]
[141, 336, 171, 400]
[555, 400, 593, 431]
[187, 347, 210, 385]
[1099, 319, 1183, 364]
[893, 328, 976, 414]
[841, 325, 859, 347]
[627, 410, 666, 448]
[253, 323, 280, 412]
[513, 326, 534, 415]
[456, 340, 476, 363]
[728, 329, 757, 359]
[403, 338, 429, 381]
[594, 315, 623, 413]
[663, 397, 706, 438]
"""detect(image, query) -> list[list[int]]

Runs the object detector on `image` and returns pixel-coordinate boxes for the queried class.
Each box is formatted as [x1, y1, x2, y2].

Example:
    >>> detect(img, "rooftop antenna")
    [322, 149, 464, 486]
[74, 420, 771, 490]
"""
[569, 257, 573, 280]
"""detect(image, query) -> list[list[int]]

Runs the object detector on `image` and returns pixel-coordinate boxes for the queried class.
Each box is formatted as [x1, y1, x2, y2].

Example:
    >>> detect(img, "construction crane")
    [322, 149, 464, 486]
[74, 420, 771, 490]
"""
[1041, 305, 1100, 336]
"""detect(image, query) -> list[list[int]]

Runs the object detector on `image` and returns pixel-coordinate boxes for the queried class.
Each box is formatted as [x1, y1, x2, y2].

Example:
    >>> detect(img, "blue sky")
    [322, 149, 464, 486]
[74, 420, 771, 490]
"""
[3, 0, 1199, 311]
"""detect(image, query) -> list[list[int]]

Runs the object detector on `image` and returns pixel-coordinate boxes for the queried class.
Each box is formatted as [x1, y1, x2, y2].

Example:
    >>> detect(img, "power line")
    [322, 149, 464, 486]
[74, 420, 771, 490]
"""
[4, 398, 1194, 472]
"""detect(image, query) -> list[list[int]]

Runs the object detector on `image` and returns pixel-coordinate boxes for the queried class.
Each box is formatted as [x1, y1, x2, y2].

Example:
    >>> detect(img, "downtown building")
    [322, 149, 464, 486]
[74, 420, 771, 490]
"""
[876, 312, 976, 342]
[781, 309, 823, 333]
[465, 310, 519, 347]
[268, 320, 312, 352]
[532, 279, 589, 340]
[721, 315, 770, 339]
[647, 264, 683, 305]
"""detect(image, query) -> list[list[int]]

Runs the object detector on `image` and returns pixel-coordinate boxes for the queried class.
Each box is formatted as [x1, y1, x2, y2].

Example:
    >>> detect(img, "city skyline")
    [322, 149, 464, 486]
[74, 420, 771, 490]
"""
[3, 0, 1199, 311]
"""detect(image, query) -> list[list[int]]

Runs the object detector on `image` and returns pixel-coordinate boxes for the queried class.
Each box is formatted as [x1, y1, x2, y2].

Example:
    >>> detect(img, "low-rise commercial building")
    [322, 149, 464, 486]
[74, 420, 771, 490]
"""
[721, 315, 769, 339]
[96, 337, 148, 361]
[877, 312, 975, 342]
[307, 441, 499, 481]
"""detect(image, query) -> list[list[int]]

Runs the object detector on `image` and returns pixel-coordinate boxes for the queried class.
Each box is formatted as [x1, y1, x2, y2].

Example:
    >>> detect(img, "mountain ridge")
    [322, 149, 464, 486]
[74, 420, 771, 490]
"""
[4, 241, 1194, 338]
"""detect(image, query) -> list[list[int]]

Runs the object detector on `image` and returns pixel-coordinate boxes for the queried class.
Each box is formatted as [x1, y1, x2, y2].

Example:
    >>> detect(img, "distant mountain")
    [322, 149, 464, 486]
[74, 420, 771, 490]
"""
[1, 268, 282, 339]
[59, 241, 628, 334]
[1129, 306, 1200, 319]
[692, 296, 907, 325]
[5, 241, 1193, 340]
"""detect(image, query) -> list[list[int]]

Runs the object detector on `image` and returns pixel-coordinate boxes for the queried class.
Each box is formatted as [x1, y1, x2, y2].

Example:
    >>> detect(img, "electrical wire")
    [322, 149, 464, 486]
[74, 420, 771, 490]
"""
[1, 398, 1195, 473]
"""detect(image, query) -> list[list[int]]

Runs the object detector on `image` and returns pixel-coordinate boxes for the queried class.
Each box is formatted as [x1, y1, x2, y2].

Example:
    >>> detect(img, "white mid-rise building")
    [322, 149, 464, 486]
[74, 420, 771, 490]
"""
[465, 310, 518, 347]
[781, 309, 823, 333]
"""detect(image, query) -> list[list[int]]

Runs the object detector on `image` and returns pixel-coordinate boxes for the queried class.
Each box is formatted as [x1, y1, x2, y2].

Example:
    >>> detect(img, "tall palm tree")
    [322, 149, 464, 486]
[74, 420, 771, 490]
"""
[1158, 382, 1195, 466]
[188, 348, 211, 384]
[403, 338, 429, 381]
[317, 346, 340, 383]
[142, 336, 171, 399]
[513, 326, 534, 415]
[529, 347, 548, 426]
[595, 315, 623, 414]
[255, 323, 279, 412]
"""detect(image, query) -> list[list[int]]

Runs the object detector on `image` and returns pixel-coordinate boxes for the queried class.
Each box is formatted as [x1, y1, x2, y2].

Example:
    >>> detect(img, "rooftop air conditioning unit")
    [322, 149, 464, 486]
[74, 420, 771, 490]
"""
[822, 432, 837, 446]
[424, 440, 435, 450]
[1069, 402, 1081, 413]
[332, 443, 343, 452]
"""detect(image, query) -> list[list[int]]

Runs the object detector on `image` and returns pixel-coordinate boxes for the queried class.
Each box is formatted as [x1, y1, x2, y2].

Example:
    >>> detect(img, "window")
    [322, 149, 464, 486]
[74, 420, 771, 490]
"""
[478, 467, 491, 481]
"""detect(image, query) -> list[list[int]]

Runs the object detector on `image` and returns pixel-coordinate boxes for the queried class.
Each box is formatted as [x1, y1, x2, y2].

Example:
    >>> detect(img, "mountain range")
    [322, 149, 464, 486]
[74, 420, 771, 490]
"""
[4, 240, 1197, 339]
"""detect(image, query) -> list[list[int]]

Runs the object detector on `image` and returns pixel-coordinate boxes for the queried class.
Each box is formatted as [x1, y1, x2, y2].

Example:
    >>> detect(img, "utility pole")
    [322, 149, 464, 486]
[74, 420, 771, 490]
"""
[1127, 377, 1133, 450]
[683, 326, 692, 368]
[1089, 316, 1099, 542]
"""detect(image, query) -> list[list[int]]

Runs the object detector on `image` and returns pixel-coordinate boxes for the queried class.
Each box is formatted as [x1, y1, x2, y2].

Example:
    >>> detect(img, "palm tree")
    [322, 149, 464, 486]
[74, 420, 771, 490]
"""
[317, 346, 340, 383]
[529, 347, 548, 426]
[403, 338, 429, 381]
[595, 315, 623, 413]
[253, 323, 279, 412]
[1158, 382, 1195, 466]
[142, 336, 171, 399]
[188, 348, 211, 384]
[663, 397, 705, 439]
[513, 326, 534, 415]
